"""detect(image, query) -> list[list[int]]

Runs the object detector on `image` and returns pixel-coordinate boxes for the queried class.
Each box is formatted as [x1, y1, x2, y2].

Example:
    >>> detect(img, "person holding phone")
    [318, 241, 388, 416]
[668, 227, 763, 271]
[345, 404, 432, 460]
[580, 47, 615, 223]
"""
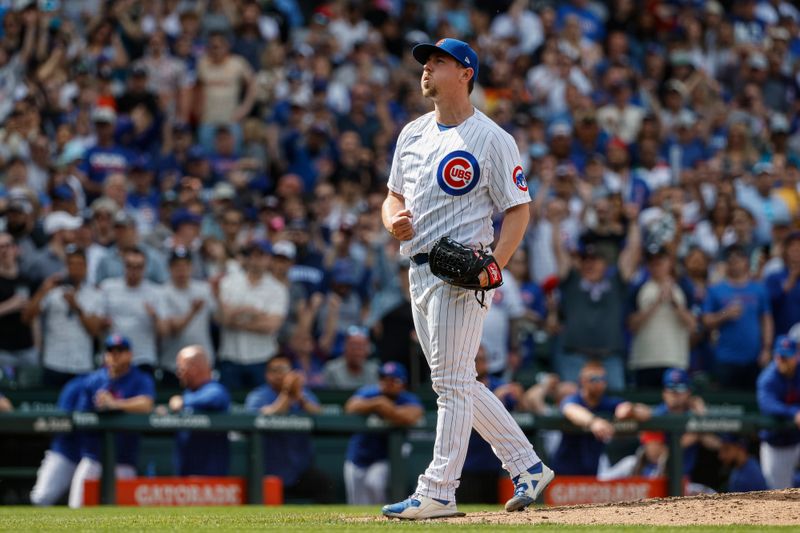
[22, 246, 105, 387]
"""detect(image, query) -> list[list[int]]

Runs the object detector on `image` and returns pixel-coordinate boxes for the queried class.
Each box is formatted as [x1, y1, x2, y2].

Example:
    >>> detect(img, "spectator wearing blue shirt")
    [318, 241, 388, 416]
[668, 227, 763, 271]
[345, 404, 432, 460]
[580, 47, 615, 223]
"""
[244, 355, 333, 503]
[79, 108, 132, 201]
[166, 346, 231, 476]
[756, 335, 800, 489]
[556, 1, 605, 43]
[554, 361, 651, 476]
[30, 375, 85, 506]
[718, 434, 769, 493]
[702, 244, 774, 389]
[343, 361, 423, 505]
[68, 334, 155, 508]
[660, 111, 709, 172]
[765, 232, 800, 336]
[652, 369, 720, 477]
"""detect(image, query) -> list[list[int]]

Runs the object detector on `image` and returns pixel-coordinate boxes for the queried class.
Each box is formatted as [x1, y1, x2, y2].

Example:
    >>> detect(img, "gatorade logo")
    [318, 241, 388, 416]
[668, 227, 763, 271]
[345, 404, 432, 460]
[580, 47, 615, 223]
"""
[512, 165, 528, 192]
[437, 151, 481, 196]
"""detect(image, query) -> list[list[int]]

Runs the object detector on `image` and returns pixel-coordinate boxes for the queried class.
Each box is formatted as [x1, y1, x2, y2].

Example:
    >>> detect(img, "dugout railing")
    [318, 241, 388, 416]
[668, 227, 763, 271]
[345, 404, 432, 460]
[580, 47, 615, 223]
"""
[0, 411, 794, 504]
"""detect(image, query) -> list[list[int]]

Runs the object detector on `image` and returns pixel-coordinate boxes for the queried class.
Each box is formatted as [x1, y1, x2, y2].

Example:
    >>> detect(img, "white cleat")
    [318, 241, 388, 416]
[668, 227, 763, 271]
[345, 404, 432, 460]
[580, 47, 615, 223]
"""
[381, 495, 466, 520]
[504, 462, 555, 512]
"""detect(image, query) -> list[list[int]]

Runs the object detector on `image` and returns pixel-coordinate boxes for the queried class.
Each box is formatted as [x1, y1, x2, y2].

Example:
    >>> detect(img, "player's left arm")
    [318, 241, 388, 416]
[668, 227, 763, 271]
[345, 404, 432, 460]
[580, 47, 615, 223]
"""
[493, 204, 530, 270]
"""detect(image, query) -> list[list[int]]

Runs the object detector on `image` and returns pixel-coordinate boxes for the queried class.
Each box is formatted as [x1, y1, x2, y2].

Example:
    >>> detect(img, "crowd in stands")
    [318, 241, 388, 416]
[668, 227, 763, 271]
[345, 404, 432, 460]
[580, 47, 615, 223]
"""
[2, 0, 800, 503]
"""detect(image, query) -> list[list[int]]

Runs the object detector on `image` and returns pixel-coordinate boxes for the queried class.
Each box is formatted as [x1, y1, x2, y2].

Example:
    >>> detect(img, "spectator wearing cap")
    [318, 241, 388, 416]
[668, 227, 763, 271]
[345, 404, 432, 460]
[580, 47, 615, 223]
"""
[164, 345, 231, 476]
[216, 240, 289, 390]
[603, 137, 650, 211]
[569, 109, 609, 174]
[702, 244, 773, 389]
[156, 122, 194, 188]
[22, 246, 104, 387]
[196, 32, 257, 151]
[756, 335, 800, 489]
[660, 110, 709, 175]
[50, 185, 78, 217]
[68, 334, 155, 508]
[79, 107, 131, 201]
[116, 64, 160, 120]
[653, 369, 721, 480]
[0, 231, 36, 375]
[100, 248, 168, 374]
[2, 194, 40, 260]
[717, 433, 769, 493]
[94, 211, 168, 285]
[322, 326, 379, 390]
[765, 232, 800, 336]
[628, 247, 696, 388]
[24, 211, 83, 289]
[84, 198, 118, 285]
[160, 247, 216, 386]
[125, 155, 160, 236]
[552, 206, 642, 390]
[166, 209, 205, 279]
[554, 361, 651, 477]
[736, 162, 792, 245]
[344, 361, 423, 504]
[460, 347, 527, 503]
[245, 355, 333, 503]
[209, 125, 241, 183]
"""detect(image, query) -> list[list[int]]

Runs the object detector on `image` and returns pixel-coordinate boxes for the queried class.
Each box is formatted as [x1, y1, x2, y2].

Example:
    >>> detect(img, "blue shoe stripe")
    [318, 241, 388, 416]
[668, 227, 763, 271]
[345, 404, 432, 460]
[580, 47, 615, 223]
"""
[432, 498, 449, 506]
[528, 462, 543, 475]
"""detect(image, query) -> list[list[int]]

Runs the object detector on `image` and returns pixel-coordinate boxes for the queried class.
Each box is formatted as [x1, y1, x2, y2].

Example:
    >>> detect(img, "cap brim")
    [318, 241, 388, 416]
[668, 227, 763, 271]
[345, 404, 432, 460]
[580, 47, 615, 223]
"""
[412, 43, 468, 70]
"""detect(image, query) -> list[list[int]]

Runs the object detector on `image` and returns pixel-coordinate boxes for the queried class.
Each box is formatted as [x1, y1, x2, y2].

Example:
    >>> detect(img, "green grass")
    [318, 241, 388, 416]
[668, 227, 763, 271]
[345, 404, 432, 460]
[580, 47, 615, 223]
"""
[0, 505, 794, 532]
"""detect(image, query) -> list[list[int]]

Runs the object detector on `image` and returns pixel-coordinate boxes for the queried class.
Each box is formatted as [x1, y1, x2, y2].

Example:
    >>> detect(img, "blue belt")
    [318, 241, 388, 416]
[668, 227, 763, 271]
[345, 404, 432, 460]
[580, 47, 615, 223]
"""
[411, 253, 428, 265]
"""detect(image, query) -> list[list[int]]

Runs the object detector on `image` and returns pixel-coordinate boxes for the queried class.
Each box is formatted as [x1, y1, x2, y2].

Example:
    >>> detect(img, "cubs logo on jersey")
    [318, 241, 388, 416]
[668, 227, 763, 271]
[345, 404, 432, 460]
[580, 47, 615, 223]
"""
[437, 150, 481, 196]
[512, 165, 528, 192]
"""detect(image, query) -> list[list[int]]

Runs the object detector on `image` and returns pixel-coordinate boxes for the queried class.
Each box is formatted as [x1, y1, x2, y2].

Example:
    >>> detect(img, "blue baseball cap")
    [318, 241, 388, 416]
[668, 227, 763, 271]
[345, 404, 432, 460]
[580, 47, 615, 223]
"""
[105, 333, 131, 351]
[774, 335, 797, 358]
[412, 38, 478, 79]
[170, 208, 202, 230]
[662, 368, 690, 391]
[379, 361, 408, 383]
[244, 239, 272, 256]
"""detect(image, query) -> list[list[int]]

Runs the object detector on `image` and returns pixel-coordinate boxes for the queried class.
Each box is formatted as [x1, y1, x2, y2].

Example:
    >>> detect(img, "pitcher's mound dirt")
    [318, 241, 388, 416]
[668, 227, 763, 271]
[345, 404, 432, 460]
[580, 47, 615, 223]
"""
[359, 489, 800, 526]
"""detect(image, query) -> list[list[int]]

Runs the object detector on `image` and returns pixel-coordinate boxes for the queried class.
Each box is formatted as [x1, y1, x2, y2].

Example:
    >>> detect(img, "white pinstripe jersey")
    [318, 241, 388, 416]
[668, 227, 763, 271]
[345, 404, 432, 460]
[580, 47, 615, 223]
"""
[388, 109, 531, 257]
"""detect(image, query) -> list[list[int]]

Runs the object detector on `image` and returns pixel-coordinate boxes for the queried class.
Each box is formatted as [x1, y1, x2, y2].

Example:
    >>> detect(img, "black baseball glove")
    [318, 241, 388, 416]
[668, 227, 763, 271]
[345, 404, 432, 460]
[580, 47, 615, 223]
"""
[428, 237, 503, 307]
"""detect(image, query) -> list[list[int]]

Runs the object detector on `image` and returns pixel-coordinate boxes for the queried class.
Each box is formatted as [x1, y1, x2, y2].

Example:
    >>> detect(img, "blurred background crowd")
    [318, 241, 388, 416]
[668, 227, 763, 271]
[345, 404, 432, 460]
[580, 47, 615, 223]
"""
[1, 0, 800, 504]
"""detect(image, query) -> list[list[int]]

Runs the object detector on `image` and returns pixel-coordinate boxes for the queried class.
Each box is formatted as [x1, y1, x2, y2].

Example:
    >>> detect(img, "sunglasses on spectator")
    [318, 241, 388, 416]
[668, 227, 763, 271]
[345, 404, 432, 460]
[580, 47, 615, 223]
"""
[585, 374, 607, 383]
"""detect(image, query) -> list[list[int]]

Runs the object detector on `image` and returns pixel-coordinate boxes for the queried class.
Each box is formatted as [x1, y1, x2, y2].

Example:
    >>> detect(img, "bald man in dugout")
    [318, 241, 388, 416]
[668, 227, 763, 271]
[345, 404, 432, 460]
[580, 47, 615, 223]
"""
[167, 345, 232, 476]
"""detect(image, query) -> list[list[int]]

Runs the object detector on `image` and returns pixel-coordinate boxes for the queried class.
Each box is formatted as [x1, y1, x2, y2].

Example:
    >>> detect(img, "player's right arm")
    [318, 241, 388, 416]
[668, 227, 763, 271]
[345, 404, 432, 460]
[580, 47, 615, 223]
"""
[382, 191, 414, 241]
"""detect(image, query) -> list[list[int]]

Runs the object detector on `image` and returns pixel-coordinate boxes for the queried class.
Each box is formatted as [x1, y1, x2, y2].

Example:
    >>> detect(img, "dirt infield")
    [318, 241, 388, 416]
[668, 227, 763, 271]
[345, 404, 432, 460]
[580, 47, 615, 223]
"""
[439, 489, 800, 526]
[358, 489, 800, 526]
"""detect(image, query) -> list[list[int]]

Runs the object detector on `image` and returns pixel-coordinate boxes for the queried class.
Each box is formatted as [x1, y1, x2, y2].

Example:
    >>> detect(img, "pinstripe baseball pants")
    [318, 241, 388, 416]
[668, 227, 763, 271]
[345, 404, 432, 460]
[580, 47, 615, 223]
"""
[409, 263, 540, 502]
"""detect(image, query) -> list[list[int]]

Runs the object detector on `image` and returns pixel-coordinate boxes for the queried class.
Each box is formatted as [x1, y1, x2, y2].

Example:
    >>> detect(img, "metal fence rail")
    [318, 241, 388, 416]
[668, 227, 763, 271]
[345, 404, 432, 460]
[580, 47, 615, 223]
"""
[0, 412, 793, 504]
